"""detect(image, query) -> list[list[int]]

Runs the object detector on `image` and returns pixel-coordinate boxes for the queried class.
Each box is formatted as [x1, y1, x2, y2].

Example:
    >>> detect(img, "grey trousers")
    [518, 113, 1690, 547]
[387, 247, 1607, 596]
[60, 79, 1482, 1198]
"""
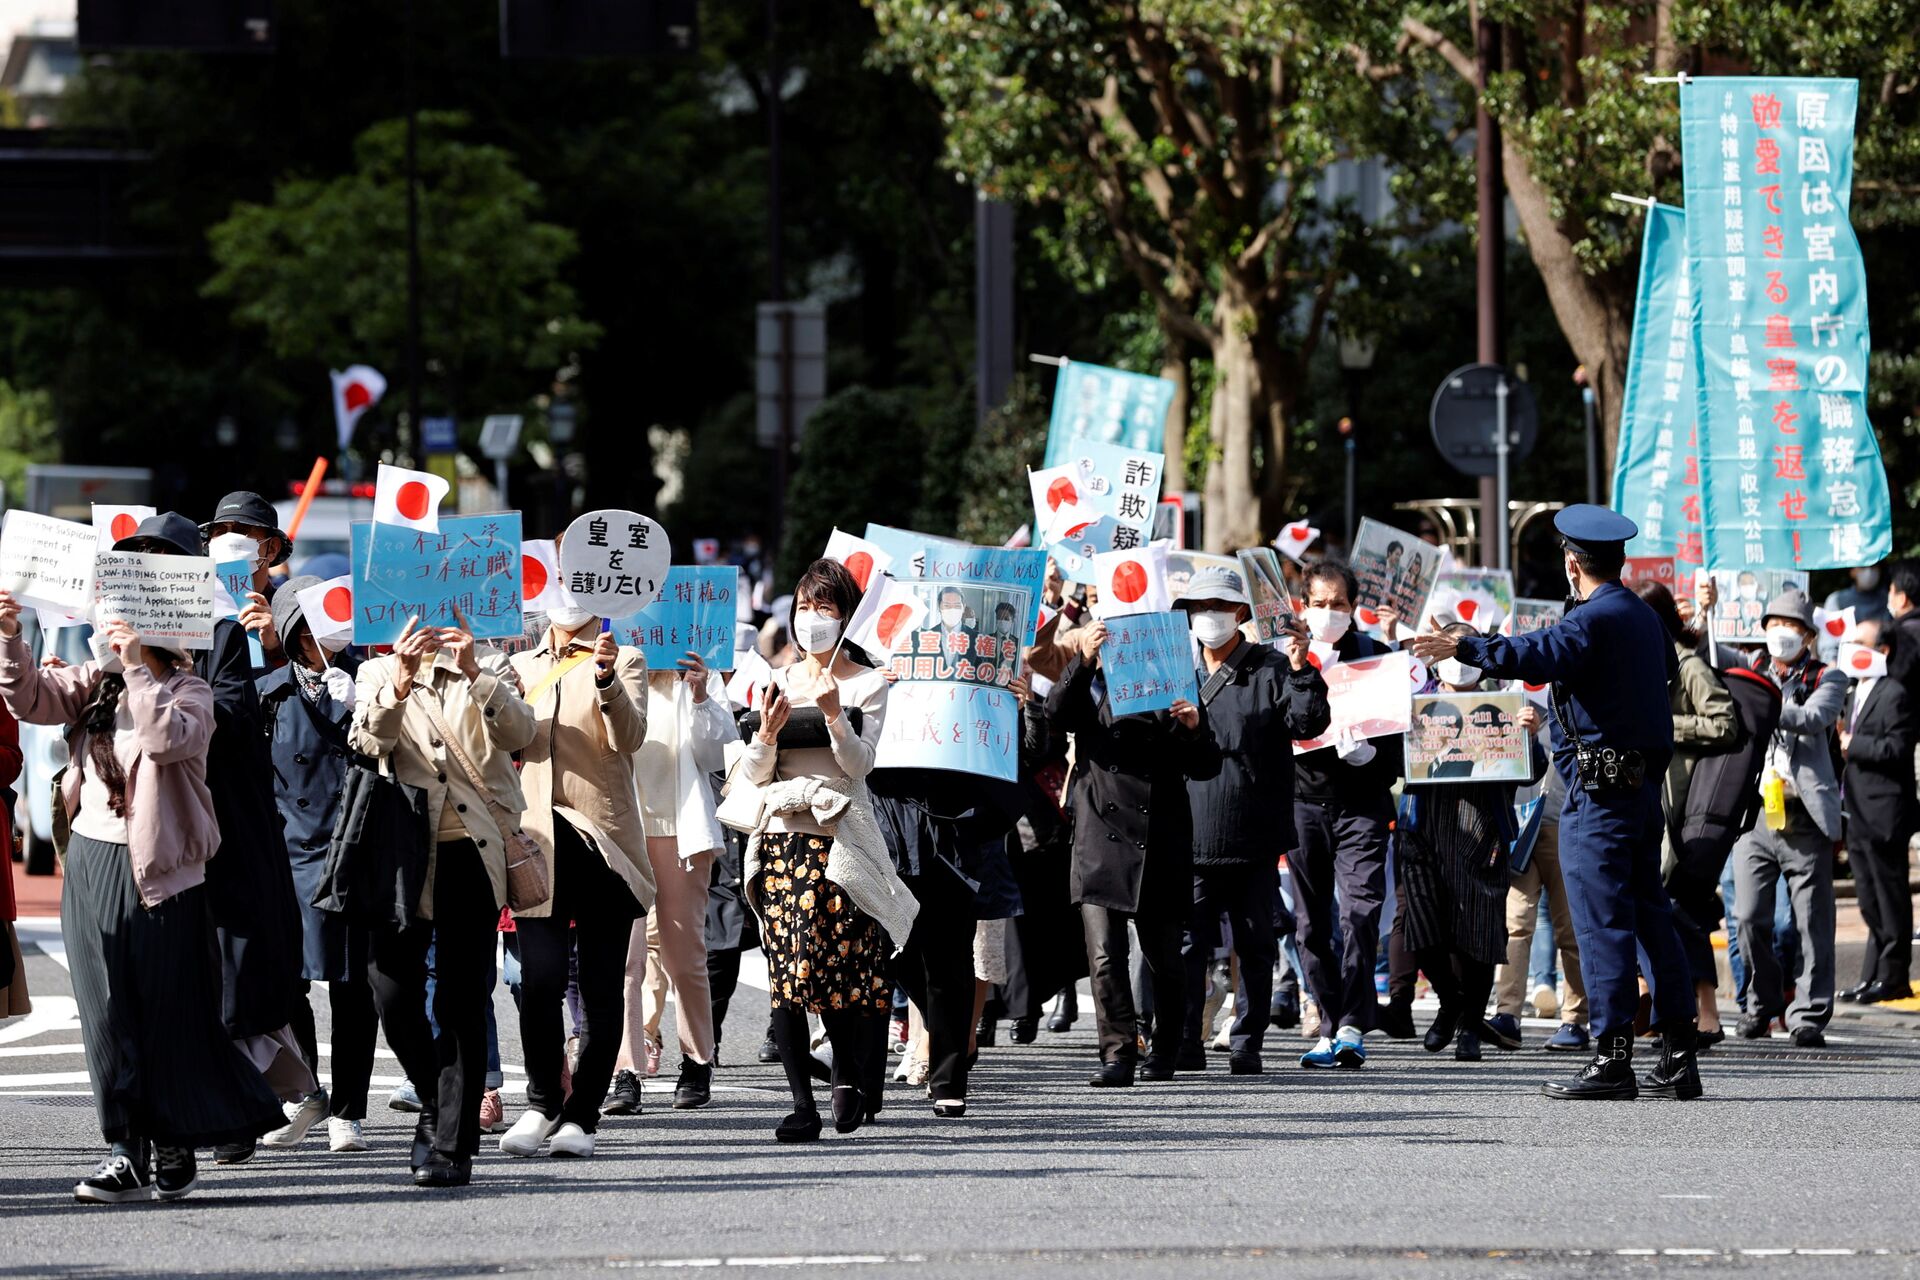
[1731, 806, 1835, 1031]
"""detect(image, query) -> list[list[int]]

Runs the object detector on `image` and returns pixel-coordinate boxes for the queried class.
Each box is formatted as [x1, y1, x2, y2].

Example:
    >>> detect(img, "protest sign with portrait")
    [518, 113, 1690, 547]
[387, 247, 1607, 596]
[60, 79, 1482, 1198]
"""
[1706, 568, 1810, 644]
[1235, 546, 1295, 645]
[1350, 517, 1446, 624]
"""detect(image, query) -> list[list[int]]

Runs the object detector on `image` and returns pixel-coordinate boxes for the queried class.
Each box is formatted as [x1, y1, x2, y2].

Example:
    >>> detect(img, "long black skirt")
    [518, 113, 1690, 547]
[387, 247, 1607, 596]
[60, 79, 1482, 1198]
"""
[62, 834, 285, 1148]
[1398, 792, 1510, 967]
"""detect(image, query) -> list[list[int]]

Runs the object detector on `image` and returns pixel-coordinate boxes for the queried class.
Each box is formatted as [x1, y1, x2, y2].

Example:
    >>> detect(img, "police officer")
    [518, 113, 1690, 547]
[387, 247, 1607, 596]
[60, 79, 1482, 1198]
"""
[1407, 505, 1701, 1101]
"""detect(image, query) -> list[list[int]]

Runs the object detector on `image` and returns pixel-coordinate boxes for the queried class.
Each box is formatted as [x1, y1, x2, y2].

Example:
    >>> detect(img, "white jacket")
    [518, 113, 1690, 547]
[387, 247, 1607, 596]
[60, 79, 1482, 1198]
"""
[635, 670, 733, 866]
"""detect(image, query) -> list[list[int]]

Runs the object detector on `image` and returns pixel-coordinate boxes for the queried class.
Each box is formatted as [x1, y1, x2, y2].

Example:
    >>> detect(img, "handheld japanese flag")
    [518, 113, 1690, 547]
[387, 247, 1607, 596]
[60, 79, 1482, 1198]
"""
[1029, 465, 1096, 544]
[1092, 544, 1171, 620]
[1274, 520, 1320, 563]
[372, 463, 450, 534]
[1429, 587, 1506, 634]
[296, 575, 357, 647]
[521, 538, 564, 614]
[1354, 604, 1386, 639]
[1307, 640, 1342, 672]
[331, 365, 388, 452]
[823, 528, 893, 594]
[1813, 605, 1855, 662]
[726, 644, 775, 710]
[845, 573, 929, 658]
[1838, 642, 1887, 680]
[92, 504, 156, 550]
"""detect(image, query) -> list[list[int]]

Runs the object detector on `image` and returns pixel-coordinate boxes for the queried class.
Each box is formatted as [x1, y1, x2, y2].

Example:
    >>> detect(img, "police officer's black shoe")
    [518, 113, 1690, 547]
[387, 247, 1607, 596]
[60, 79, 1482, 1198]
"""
[1540, 1033, 1637, 1100]
[1640, 1027, 1703, 1100]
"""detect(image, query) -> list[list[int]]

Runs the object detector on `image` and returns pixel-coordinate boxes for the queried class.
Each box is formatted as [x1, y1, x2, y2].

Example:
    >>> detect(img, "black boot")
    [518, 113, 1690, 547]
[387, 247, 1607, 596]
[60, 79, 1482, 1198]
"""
[1541, 1031, 1638, 1100]
[1640, 1025, 1704, 1101]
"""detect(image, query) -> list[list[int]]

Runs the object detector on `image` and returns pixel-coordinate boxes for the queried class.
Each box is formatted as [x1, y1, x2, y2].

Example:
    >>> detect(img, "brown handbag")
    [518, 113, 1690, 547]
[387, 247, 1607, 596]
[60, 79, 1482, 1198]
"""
[417, 696, 550, 911]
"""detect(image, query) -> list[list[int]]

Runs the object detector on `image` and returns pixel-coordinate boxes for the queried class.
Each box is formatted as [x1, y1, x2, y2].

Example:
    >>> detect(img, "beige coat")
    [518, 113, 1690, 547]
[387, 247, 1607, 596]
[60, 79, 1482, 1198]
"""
[350, 647, 536, 918]
[509, 637, 654, 915]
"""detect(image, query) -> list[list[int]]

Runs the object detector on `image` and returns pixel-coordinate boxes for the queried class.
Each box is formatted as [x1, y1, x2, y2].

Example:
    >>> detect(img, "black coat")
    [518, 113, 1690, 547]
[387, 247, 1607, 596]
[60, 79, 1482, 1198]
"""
[1187, 639, 1330, 866]
[1843, 676, 1917, 848]
[195, 619, 303, 1037]
[258, 657, 367, 983]
[868, 767, 1026, 920]
[1047, 654, 1220, 914]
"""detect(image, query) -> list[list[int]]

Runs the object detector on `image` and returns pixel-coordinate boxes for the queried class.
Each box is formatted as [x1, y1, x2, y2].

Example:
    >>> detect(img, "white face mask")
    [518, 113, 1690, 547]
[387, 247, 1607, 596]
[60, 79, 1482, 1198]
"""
[208, 531, 263, 571]
[941, 607, 966, 630]
[546, 604, 596, 632]
[793, 607, 843, 654]
[1765, 626, 1806, 661]
[1435, 658, 1482, 688]
[1190, 610, 1240, 649]
[997, 618, 1016, 636]
[1303, 607, 1351, 644]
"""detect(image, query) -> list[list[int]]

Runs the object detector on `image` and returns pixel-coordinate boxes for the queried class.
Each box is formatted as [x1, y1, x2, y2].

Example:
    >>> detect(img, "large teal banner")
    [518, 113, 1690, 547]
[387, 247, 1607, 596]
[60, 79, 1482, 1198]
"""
[1042, 360, 1174, 469]
[1612, 203, 1703, 566]
[1680, 77, 1891, 570]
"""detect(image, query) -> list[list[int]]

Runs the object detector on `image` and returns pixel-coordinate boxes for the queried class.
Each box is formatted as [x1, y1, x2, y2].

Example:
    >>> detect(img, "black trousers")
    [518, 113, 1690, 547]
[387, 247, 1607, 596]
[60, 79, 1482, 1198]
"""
[366, 839, 497, 1162]
[895, 869, 980, 1100]
[708, 944, 744, 1045]
[1415, 947, 1495, 1024]
[288, 977, 378, 1121]
[517, 820, 641, 1133]
[1182, 862, 1278, 1055]
[1081, 901, 1184, 1065]
[1849, 828, 1915, 989]
[1290, 799, 1392, 1033]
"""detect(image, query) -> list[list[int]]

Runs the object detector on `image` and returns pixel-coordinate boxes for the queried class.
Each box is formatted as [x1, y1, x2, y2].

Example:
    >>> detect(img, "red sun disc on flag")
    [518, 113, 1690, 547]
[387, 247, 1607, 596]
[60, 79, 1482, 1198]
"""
[1825, 617, 1847, 637]
[110, 513, 139, 541]
[396, 481, 432, 521]
[846, 551, 875, 591]
[1306, 652, 1323, 670]
[1357, 606, 1380, 627]
[343, 381, 374, 412]
[1456, 598, 1479, 621]
[323, 587, 353, 622]
[1849, 648, 1874, 671]
[1045, 477, 1079, 511]
[1110, 559, 1149, 603]
[522, 554, 548, 600]
[876, 603, 914, 652]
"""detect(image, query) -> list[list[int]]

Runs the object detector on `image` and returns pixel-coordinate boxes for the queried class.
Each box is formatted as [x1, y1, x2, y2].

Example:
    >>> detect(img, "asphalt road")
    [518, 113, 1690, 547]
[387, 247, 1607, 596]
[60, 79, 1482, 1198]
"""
[4, 921, 1920, 1280]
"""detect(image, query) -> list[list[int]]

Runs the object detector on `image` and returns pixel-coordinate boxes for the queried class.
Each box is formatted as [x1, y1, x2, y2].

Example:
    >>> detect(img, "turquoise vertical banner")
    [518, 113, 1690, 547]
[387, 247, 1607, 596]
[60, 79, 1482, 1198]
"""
[1042, 360, 1174, 469]
[1612, 204, 1704, 566]
[1680, 77, 1890, 570]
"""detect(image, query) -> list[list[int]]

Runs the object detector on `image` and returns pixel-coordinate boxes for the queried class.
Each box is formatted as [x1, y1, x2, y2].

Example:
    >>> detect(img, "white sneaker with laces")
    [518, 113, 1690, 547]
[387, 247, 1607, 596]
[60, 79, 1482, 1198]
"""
[327, 1118, 369, 1153]
[498, 1109, 559, 1157]
[262, 1090, 329, 1148]
[547, 1122, 595, 1158]
[1531, 982, 1560, 1019]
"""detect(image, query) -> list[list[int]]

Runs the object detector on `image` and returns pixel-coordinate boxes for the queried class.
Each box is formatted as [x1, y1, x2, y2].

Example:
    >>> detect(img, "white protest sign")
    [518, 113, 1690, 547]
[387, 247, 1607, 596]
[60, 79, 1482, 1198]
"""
[91, 551, 219, 650]
[558, 509, 671, 617]
[0, 510, 98, 615]
[1293, 651, 1415, 754]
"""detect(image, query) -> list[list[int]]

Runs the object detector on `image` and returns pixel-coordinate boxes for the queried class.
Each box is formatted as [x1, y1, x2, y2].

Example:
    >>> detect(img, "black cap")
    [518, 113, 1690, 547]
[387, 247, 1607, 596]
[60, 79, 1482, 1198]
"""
[1552, 503, 1638, 556]
[114, 512, 206, 557]
[200, 491, 292, 566]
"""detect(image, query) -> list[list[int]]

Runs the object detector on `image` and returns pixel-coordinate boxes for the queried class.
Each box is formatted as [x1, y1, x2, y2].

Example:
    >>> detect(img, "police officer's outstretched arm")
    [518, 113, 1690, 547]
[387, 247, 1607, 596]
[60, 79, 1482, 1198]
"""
[1451, 609, 1598, 686]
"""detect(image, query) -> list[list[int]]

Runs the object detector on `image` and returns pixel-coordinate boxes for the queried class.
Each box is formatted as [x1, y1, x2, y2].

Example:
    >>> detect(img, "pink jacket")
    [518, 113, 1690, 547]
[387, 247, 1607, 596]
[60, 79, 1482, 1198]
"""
[0, 634, 219, 908]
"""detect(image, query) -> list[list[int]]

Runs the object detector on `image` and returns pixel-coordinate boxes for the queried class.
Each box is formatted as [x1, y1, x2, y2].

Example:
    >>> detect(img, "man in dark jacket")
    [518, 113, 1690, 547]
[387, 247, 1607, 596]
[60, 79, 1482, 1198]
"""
[1047, 625, 1218, 1088]
[1174, 567, 1328, 1075]
[1840, 621, 1916, 1003]
[1290, 559, 1405, 1069]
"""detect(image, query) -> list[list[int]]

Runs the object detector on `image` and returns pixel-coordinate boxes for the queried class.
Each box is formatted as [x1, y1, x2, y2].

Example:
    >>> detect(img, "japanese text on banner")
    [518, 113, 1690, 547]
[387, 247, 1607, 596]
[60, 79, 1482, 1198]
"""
[606, 567, 737, 668]
[350, 513, 524, 643]
[1612, 204, 1704, 566]
[1042, 360, 1174, 468]
[1100, 610, 1197, 717]
[1679, 77, 1891, 570]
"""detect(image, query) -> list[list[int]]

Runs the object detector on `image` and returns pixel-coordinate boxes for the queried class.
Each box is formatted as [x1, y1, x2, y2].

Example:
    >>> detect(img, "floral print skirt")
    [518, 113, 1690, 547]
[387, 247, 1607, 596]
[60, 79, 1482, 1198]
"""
[751, 830, 890, 1014]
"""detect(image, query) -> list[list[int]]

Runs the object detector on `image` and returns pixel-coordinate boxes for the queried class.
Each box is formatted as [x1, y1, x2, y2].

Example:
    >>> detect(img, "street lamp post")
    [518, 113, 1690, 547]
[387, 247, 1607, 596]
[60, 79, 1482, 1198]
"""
[1574, 363, 1601, 505]
[1338, 330, 1377, 548]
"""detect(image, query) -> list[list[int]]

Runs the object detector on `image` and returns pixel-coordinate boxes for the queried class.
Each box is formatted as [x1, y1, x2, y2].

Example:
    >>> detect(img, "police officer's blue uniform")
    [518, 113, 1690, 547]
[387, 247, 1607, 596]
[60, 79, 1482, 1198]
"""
[1447, 505, 1700, 1100]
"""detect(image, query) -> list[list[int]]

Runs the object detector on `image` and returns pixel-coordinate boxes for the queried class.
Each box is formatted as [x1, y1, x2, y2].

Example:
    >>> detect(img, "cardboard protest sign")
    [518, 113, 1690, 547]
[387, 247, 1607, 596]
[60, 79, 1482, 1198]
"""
[92, 504, 156, 550]
[1405, 689, 1531, 783]
[1043, 439, 1165, 584]
[0, 510, 98, 615]
[1511, 597, 1565, 635]
[605, 566, 737, 668]
[1042, 360, 1175, 466]
[1706, 568, 1809, 644]
[92, 551, 218, 650]
[1101, 610, 1198, 716]
[861, 523, 971, 579]
[1421, 566, 1514, 634]
[349, 513, 524, 644]
[1350, 517, 1446, 624]
[1620, 556, 1679, 590]
[1163, 551, 1239, 602]
[1092, 544, 1171, 620]
[874, 545, 1043, 782]
[213, 559, 266, 667]
[559, 509, 670, 616]
[1294, 652, 1415, 755]
[1236, 547, 1295, 645]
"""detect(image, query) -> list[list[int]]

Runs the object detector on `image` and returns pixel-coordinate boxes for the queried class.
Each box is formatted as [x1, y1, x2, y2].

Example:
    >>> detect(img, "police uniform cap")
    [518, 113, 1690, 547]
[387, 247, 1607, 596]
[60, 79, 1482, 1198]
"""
[1553, 504, 1638, 555]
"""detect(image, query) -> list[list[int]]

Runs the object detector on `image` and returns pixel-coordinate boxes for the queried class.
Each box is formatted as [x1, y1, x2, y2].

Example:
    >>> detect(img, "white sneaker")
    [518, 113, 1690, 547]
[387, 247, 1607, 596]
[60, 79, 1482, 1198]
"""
[498, 1109, 559, 1157]
[1531, 982, 1561, 1019]
[327, 1118, 368, 1153]
[261, 1090, 328, 1149]
[547, 1122, 594, 1159]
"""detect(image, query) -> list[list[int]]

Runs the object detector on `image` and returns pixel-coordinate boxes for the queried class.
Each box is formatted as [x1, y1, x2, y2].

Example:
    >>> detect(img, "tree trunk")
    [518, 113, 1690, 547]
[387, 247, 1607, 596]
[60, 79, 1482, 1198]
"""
[1202, 293, 1267, 552]
[1159, 336, 1191, 493]
[1254, 332, 1297, 536]
[1500, 148, 1636, 469]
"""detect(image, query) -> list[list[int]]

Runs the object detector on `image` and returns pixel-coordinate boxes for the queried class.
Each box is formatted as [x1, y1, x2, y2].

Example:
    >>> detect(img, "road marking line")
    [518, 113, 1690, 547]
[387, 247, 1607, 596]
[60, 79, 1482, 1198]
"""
[609, 1258, 919, 1270]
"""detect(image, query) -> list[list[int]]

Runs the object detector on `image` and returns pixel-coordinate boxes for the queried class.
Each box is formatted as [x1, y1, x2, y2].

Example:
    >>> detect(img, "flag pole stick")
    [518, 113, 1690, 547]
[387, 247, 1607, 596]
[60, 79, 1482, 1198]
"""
[285, 457, 329, 540]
